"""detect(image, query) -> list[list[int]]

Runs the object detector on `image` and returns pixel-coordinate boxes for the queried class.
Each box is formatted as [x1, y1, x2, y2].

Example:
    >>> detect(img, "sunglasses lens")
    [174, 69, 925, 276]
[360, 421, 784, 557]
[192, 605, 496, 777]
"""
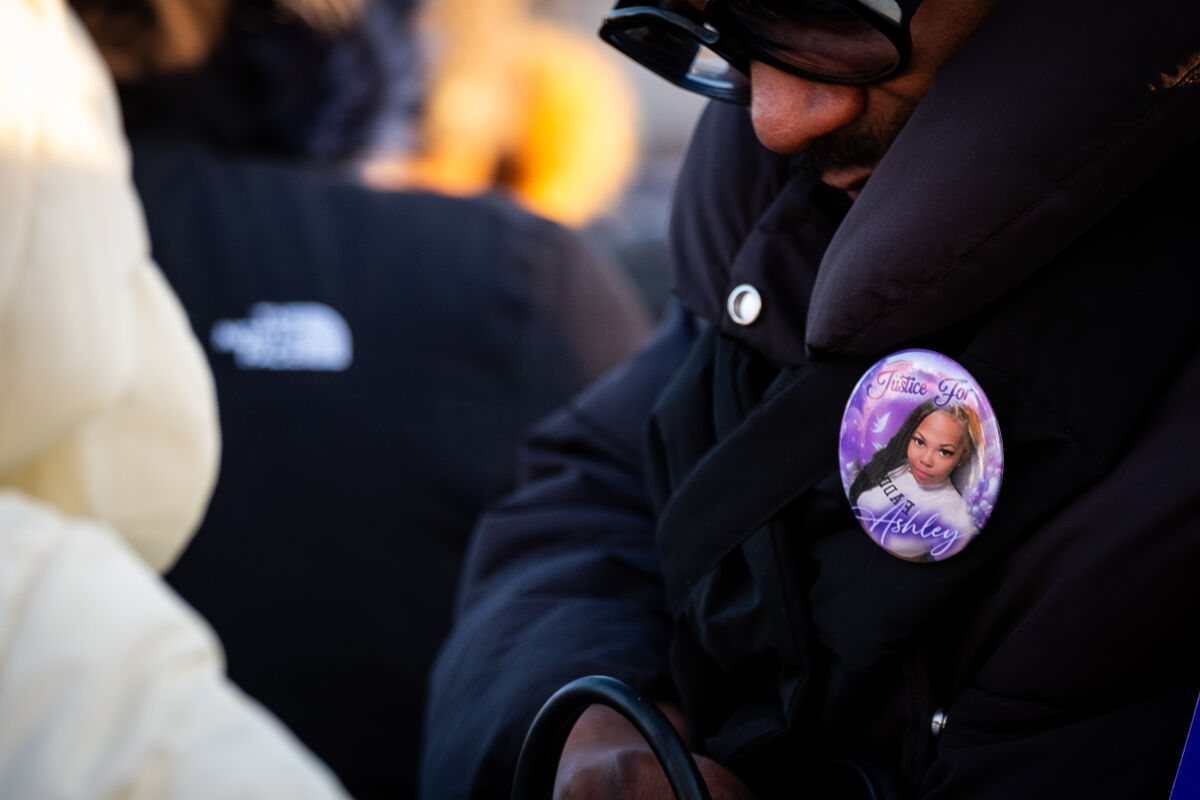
[718, 0, 900, 81]
[603, 20, 749, 101]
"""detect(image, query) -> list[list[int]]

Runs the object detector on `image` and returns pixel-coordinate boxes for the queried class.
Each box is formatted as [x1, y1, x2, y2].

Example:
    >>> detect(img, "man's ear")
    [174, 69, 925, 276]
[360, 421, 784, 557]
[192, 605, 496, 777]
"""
[70, 0, 233, 80]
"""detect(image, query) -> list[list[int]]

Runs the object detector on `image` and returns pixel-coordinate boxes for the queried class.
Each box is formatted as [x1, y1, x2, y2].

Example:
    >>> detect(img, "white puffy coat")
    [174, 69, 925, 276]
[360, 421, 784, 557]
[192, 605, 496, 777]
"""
[0, 1, 350, 796]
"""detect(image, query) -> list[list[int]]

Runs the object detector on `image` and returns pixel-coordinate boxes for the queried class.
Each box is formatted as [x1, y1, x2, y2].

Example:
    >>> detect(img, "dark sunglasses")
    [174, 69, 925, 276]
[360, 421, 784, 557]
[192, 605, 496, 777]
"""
[599, 0, 921, 105]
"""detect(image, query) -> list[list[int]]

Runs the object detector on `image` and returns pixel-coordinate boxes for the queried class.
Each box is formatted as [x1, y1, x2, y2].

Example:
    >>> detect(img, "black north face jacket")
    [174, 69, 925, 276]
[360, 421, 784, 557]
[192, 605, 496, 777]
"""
[422, 0, 1200, 797]
[128, 139, 650, 800]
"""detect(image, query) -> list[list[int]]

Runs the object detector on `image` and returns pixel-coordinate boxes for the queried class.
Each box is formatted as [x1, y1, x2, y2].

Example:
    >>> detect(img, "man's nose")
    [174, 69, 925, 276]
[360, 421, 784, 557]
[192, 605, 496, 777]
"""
[748, 61, 866, 154]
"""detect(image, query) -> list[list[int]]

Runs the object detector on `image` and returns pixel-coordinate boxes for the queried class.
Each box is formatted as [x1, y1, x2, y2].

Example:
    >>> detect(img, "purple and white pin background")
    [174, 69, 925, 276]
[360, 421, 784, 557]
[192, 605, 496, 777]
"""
[839, 349, 1003, 561]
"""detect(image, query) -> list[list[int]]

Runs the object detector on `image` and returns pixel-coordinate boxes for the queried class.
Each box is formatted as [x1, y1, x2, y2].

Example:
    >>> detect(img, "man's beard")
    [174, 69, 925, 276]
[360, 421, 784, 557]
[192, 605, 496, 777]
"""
[806, 100, 917, 173]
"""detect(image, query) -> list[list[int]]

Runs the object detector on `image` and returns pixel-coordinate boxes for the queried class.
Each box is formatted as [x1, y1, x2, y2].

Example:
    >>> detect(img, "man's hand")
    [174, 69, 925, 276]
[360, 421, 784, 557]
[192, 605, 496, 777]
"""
[553, 704, 755, 800]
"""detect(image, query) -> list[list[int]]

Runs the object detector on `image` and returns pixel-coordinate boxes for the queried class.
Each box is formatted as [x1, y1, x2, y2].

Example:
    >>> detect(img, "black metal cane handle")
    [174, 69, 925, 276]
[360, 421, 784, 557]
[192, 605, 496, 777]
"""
[511, 675, 713, 800]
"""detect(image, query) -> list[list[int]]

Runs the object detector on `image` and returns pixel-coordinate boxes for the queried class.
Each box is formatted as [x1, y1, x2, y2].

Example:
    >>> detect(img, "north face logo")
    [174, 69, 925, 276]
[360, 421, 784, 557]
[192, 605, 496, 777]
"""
[210, 302, 353, 371]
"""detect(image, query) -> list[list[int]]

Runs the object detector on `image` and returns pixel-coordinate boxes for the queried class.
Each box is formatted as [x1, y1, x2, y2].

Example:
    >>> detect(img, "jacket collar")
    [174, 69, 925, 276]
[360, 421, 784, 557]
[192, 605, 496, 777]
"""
[668, 0, 1200, 366]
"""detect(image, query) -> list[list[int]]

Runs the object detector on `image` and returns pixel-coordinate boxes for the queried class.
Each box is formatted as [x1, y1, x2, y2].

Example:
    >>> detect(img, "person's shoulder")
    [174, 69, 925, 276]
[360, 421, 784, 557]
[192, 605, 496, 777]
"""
[131, 137, 571, 234]
[129, 141, 537, 250]
[0, 490, 202, 663]
[366, 187, 583, 251]
[0, 489, 352, 800]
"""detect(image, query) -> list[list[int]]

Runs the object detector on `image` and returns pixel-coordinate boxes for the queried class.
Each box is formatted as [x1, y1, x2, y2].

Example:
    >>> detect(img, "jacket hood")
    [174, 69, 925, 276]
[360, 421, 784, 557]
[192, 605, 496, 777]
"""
[669, 0, 1200, 365]
[0, 0, 220, 571]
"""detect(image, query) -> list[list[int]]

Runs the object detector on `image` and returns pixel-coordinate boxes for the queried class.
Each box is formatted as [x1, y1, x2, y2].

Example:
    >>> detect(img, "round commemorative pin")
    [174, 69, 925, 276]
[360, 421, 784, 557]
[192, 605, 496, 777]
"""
[839, 349, 1003, 562]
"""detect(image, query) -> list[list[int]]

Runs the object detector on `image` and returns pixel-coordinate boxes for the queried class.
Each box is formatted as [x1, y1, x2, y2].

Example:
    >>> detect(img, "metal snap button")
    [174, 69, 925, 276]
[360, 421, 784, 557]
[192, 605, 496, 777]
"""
[726, 284, 762, 326]
[931, 709, 948, 738]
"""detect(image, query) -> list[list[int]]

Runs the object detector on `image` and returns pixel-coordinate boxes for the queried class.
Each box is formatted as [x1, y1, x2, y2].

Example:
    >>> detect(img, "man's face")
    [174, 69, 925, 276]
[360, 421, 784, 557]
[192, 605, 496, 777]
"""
[748, 0, 1000, 198]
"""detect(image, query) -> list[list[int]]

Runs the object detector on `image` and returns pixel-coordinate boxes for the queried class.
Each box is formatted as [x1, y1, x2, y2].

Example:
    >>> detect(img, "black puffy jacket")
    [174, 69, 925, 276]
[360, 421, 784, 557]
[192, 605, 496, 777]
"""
[422, 0, 1200, 796]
